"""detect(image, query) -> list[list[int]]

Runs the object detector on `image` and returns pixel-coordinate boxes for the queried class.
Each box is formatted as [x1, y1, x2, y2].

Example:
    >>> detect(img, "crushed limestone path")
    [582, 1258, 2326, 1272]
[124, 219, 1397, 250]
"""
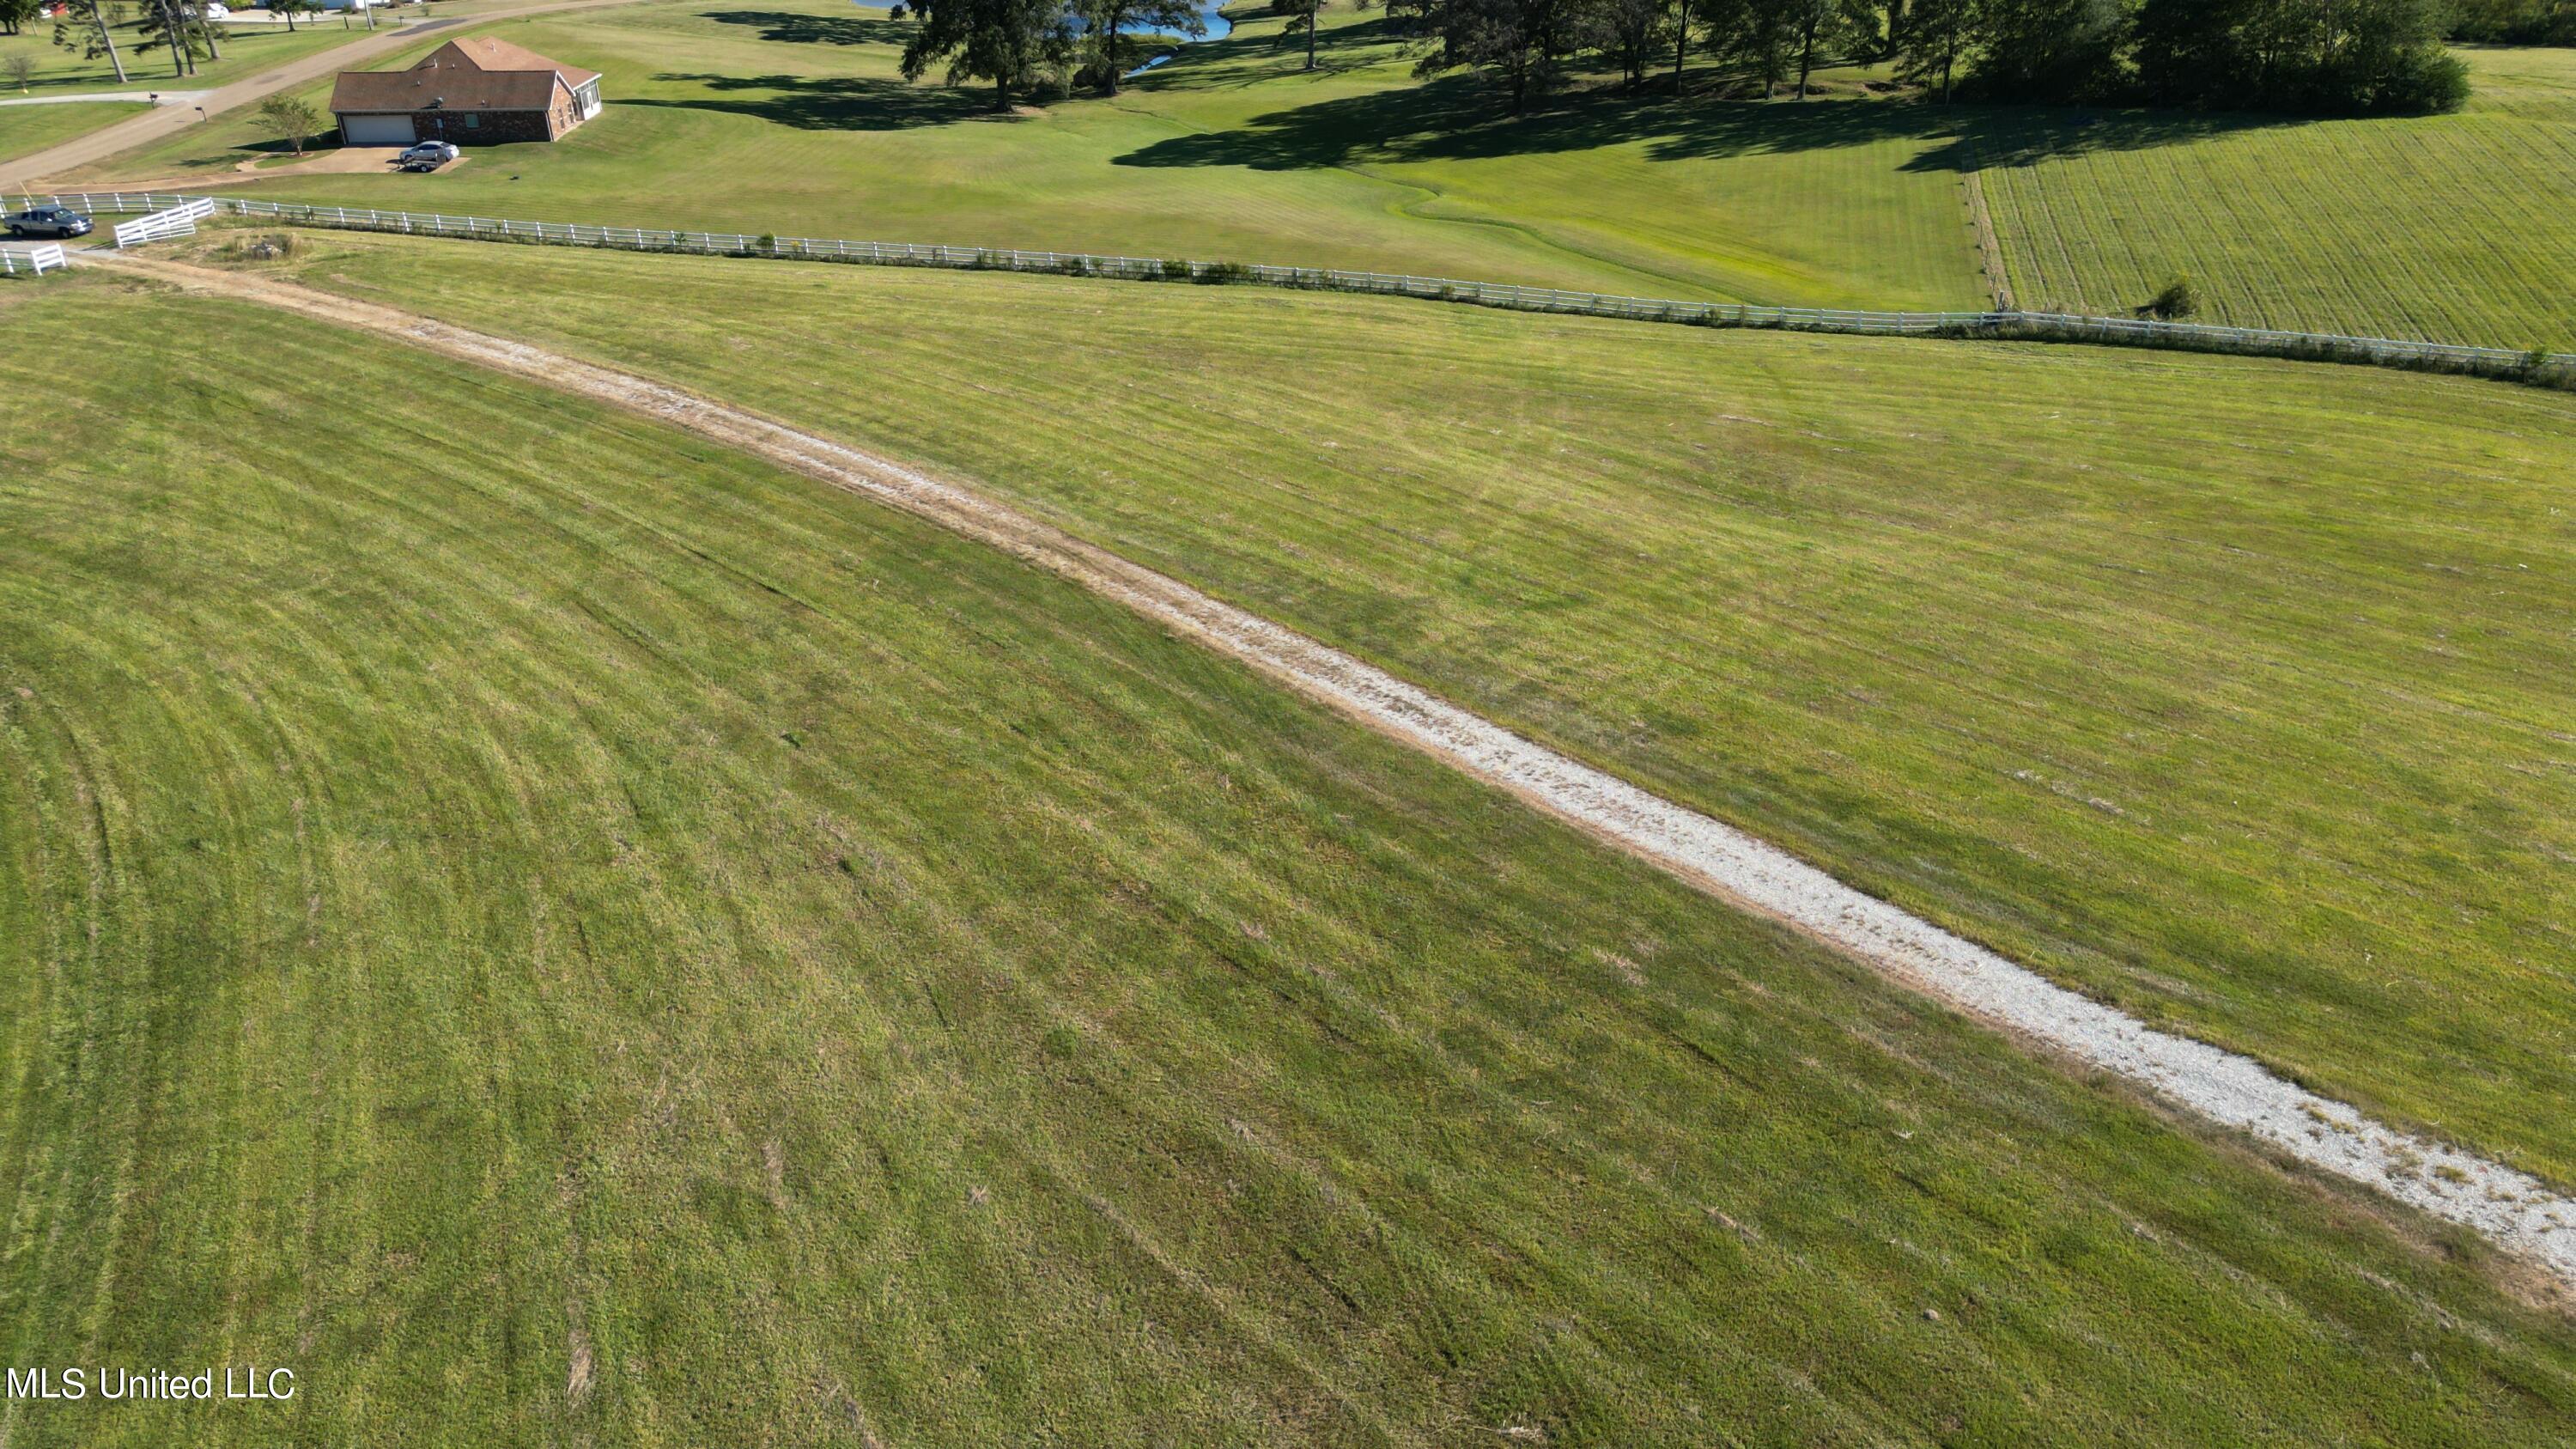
[86, 249, 2576, 1288]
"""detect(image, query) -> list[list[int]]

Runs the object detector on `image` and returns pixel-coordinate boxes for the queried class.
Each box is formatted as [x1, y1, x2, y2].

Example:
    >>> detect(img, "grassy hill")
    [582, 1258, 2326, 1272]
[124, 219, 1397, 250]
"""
[71, 3, 2576, 344]
[1980, 46, 2576, 349]
[3, 272, 2574, 1446]
[204, 230, 2576, 1192]
[77, 0, 1991, 307]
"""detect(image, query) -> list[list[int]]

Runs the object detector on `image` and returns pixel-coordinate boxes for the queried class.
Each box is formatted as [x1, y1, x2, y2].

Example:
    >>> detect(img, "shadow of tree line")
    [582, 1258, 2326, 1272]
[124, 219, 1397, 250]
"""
[672, 4, 2312, 167]
[628, 72, 996, 130]
[1114, 73, 2315, 173]
[701, 9, 917, 46]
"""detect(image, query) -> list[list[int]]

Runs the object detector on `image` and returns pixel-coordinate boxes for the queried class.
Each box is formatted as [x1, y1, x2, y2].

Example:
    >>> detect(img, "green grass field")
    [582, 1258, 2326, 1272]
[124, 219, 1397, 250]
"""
[212, 231, 2576, 1192]
[0, 102, 144, 167]
[4, 272, 2575, 1446]
[79, 0, 1991, 305]
[0, 16, 382, 95]
[72, 0, 2576, 342]
[1980, 46, 2576, 348]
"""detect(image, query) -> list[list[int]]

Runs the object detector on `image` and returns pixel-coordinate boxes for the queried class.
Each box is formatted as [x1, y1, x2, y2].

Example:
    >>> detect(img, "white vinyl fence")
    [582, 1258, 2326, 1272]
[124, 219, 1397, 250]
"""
[110, 196, 217, 248]
[0, 242, 67, 277]
[25, 190, 2576, 383]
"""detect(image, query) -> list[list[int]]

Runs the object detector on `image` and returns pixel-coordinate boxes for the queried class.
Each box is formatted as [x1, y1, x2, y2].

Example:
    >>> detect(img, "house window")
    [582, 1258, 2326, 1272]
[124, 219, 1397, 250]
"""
[464, 114, 479, 129]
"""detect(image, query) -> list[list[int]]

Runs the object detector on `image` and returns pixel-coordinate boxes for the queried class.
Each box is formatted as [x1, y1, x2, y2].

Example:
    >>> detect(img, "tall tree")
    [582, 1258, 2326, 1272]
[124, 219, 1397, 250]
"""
[1076, 0, 1203, 91]
[1588, 0, 1673, 87]
[901, 0, 1074, 110]
[1789, 0, 1872, 96]
[191, 0, 223, 59]
[1727, 0, 1801, 95]
[0, 0, 39, 38]
[2133, 0, 2463, 112]
[1273, 0, 1323, 70]
[52, 0, 130, 84]
[137, 0, 201, 75]
[1964, 0, 2121, 100]
[1894, 0, 1974, 98]
[1412, 0, 1588, 109]
[271, 0, 313, 30]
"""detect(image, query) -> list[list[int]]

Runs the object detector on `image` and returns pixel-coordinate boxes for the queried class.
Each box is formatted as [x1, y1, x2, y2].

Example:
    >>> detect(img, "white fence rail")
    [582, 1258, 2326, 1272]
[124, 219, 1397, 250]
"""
[0, 242, 67, 277]
[22, 191, 2576, 381]
[110, 197, 218, 249]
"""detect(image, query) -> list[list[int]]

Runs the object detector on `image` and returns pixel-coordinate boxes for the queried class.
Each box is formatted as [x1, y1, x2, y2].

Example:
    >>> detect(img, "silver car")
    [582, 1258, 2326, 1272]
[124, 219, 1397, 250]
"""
[395, 141, 462, 171]
[4, 205, 94, 240]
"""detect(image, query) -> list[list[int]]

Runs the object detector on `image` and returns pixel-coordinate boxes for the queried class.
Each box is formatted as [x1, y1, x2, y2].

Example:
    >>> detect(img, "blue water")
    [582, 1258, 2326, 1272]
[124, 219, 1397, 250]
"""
[1186, 1, 1236, 40]
[1118, 1, 1234, 73]
[860, 0, 1229, 76]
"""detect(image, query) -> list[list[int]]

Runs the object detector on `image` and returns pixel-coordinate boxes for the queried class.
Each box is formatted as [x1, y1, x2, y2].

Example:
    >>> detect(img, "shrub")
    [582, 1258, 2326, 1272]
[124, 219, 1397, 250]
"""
[2141, 275, 2199, 320]
[2366, 44, 2471, 115]
[1158, 259, 1194, 282]
[216, 233, 302, 264]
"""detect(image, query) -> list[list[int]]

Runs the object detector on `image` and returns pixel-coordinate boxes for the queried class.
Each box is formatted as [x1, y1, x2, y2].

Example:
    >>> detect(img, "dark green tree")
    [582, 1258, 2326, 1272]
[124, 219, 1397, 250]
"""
[137, 0, 204, 76]
[1726, 0, 1802, 95]
[1962, 0, 2122, 101]
[1412, 0, 1590, 109]
[2134, 0, 2464, 113]
[1272, 0, 1323, 69]
[1076, 0, 1204, 91]
[52, 0, 131, 84]
[901, 0, 1076, 111]
[1894, 0, 1975, 99]
[1789, 0, 1874, 97]
[1586, 0, 1674, 87]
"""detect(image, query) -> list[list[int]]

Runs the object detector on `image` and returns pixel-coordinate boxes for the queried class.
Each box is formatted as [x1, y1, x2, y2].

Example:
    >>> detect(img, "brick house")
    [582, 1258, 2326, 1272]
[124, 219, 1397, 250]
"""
[330, 37, 603, 148]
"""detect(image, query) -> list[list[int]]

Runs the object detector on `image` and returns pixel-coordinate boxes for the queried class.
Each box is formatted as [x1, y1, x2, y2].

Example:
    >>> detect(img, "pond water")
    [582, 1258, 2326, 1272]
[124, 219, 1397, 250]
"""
[1126, 0, 1234, 73]
[861, 0, 1232, 76]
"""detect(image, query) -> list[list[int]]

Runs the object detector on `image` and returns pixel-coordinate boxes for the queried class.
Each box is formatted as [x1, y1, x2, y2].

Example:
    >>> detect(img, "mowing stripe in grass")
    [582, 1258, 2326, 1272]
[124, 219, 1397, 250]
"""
[98, 247, 2576, 1287]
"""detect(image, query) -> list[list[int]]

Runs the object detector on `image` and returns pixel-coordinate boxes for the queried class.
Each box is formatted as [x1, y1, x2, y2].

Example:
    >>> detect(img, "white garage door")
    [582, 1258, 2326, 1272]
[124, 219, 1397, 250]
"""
[340, 113, 415, 146]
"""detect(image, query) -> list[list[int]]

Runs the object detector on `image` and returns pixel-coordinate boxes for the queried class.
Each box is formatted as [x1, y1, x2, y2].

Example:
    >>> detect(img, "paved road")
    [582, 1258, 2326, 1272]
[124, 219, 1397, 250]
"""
[0, 91, 210, 108]
[0, 0, 644, 191]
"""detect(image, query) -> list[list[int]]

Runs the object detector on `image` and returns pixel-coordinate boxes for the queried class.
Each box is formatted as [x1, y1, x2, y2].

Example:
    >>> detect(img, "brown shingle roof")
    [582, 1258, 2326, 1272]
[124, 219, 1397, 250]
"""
[429, 36, 601, 88]
[330, 37, 596, 115]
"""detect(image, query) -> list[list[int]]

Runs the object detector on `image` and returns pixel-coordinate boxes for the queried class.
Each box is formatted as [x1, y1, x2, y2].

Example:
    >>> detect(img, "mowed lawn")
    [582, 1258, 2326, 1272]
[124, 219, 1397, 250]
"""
[1981, 47, 2576, 348]
[4, 276, 2576, 1446]
[0, 17, 385, 94]
[0, 15, 417, 169]
[77, 0, 1990, 306]
[72, 3, 2576, 342]
[231, 233, 2576, 1190]
[0, 102, 146, 167]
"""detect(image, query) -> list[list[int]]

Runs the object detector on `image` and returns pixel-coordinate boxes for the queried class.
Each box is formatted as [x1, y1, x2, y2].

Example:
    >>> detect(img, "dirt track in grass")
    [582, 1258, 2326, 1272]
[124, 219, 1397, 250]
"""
[86, 247, 2576, 1288]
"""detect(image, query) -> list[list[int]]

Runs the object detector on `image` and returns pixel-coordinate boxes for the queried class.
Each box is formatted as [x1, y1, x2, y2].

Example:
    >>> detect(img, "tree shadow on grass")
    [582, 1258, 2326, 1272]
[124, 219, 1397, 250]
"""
[1115, 72, 2314, 174]
[629, 73, 993, 130]
[1124, 15, 1408, 92]
[698, 9, 914, 46]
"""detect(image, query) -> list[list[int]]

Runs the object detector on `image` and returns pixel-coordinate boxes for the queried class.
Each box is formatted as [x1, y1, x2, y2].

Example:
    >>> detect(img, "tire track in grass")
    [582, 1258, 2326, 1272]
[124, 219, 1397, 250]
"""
[83, 249, 2576, 1289]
